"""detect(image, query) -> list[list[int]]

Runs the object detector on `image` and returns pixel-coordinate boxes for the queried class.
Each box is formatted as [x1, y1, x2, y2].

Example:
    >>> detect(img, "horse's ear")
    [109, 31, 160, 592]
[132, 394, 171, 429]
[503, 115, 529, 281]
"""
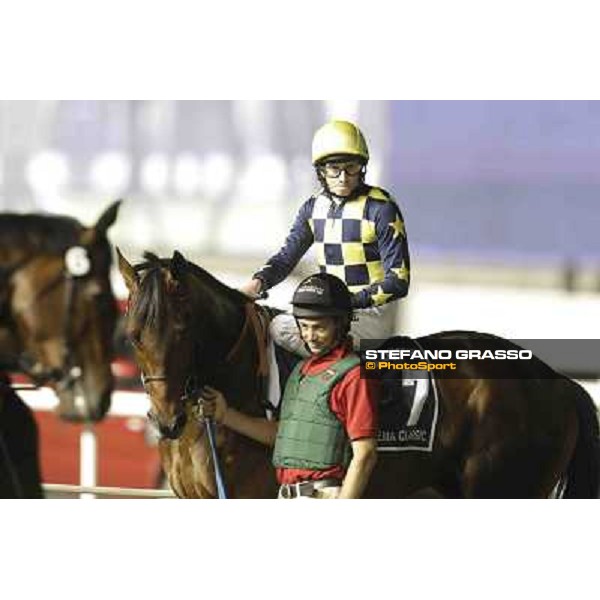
[95, 199, 122, 235]
[170, 251, 187, 281]
[116, 247, 138, 292]
[81, 199, 122, 245]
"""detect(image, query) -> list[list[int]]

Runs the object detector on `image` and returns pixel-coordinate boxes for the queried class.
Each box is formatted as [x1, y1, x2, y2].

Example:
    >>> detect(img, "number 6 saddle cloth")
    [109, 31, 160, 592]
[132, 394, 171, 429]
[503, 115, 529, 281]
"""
[376, 336, 439, 453]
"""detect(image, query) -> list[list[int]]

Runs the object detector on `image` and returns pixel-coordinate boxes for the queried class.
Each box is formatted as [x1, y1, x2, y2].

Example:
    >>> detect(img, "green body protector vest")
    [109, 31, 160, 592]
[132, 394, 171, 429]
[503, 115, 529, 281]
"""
[272, 354, 361, 471]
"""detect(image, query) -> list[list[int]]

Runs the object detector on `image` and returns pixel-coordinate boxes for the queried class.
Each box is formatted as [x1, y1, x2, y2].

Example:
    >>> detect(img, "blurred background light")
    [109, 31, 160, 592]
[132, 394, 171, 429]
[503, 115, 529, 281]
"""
[140, 153, 169, 196]
[25, 149, 70, 195]
[89, 151, 131, 195]
[237, 153, 287, 203]
[173, 153, 202, 196]
[200, 152, 235, 198]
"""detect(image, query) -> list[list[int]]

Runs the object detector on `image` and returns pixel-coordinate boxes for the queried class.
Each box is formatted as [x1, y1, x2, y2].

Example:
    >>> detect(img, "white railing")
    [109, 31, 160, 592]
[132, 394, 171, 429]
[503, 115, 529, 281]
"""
[19, 387, 172, 499]
[43, 483, 175, 498]
[18, 387, 150, 416]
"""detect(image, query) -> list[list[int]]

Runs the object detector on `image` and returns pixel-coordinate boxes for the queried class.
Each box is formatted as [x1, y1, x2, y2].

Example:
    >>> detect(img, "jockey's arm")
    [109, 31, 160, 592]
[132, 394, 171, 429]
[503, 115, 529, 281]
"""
[249, 200, 314, 293]
[199, 386, 278, 447]
[338, 437, 378, 499]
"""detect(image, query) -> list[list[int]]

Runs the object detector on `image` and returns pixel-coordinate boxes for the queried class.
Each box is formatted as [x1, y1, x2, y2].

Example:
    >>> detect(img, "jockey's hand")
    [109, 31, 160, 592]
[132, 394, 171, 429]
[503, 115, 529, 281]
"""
[238, 278, 263, 299]
[199, 386, 229, 424]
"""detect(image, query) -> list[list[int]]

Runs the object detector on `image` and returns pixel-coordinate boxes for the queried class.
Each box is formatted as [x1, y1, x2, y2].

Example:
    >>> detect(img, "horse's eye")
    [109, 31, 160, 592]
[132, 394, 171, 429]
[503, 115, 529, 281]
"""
[129, 332, 142, 348]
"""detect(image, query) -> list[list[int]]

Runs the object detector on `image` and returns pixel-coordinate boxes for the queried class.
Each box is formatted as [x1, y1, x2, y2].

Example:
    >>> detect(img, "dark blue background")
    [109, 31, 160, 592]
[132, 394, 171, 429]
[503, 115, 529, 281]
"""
[389, 101, 600, 264]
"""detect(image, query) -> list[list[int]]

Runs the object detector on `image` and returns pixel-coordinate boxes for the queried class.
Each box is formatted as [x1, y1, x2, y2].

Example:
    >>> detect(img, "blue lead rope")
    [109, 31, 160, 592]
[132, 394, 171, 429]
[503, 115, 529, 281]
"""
[205, 418, 228, 499]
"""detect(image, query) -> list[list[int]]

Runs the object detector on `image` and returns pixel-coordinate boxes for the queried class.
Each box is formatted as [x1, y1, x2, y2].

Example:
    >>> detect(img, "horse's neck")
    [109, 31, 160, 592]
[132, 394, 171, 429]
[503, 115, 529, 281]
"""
[193, 273, 241, 321]
[0, 216, 81, 269]
[190, 276, 246, 354]
[0, 240, 59, 271]
[189, 278, 263, 411]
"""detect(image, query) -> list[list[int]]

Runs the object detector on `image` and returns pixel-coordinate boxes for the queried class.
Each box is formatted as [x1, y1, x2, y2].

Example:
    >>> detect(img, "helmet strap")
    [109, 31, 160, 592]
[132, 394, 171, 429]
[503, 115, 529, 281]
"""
[294, 316, 314, 356]
[336, 315, 352, 340]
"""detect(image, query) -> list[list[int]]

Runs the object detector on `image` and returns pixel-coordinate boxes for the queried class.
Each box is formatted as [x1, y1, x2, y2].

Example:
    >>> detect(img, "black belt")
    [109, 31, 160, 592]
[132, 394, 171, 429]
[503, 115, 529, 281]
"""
[279, 478, 341, 499]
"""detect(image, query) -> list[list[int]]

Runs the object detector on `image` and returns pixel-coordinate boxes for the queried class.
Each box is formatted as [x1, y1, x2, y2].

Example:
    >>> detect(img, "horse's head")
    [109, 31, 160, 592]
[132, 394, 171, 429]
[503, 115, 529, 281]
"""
[8, 201, 120, 422]
[117, 249, 201, 440]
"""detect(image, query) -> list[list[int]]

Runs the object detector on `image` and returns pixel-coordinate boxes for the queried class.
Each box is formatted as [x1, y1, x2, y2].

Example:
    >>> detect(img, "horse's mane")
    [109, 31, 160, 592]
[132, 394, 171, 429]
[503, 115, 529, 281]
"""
[0, 213, 83, 254]
[128, 255, 168, 336]
[129, 252, 248, 335]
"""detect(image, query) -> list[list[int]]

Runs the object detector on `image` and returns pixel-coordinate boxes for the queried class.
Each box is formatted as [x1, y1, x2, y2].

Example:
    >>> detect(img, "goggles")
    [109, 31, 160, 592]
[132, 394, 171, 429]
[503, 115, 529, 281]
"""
[319, 162, 363, 178]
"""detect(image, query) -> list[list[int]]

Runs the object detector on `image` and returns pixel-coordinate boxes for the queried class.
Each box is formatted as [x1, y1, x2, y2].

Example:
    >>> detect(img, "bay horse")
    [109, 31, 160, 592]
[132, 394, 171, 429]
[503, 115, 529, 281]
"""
[117, 249, 600, 498]
[0, 373, 43, 498]
[0, 202, 121, 422]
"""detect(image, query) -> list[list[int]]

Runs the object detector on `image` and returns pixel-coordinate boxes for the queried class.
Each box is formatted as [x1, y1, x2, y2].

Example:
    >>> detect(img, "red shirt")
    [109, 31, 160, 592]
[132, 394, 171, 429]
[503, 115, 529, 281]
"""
[275, 339, 379, 485]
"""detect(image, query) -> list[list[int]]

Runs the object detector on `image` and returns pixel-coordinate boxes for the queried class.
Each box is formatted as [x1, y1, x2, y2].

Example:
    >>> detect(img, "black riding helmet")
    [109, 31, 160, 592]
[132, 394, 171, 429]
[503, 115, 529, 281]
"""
[292, 273, 352, 319]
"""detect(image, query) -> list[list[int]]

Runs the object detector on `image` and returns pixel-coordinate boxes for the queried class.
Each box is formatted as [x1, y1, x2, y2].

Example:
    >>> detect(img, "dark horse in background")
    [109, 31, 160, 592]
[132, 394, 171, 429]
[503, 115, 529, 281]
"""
[0, 201, 121, 423]
[117, 249, 600, 498]
[0, 373, 43, 498]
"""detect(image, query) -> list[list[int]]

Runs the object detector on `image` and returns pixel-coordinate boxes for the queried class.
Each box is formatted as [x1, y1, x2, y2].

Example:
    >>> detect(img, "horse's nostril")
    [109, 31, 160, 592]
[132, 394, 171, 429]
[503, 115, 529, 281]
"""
[155, 409, 188, 440]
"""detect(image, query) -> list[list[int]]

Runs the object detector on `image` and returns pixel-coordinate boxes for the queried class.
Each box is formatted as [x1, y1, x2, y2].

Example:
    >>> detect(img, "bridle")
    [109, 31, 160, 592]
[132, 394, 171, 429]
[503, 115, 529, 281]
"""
[1, 247, 97, 410]
[142, 343, 205, 441]
[141, 301, 267, 441]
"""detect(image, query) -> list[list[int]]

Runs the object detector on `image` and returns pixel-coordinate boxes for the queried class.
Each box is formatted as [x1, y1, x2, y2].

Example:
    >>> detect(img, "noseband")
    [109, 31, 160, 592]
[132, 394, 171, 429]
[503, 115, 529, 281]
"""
[142, 370, 202, 440]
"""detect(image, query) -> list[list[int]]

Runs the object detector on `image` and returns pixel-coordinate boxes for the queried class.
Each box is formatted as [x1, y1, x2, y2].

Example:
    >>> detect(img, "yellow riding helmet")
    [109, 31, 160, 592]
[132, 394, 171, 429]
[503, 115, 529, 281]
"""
[311, 120, 369, 165]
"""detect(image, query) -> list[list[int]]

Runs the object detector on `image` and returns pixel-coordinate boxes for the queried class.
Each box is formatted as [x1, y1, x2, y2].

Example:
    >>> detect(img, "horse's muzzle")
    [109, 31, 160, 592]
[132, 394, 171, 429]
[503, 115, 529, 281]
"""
[148, 408, 188, 440]
[54, 388, 112, 423]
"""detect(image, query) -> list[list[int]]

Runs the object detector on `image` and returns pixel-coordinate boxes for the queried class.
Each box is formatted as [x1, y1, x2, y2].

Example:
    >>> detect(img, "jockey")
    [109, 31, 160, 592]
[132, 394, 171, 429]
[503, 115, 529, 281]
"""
[239, 119, 410, 355]
[201, 272, 379, 499]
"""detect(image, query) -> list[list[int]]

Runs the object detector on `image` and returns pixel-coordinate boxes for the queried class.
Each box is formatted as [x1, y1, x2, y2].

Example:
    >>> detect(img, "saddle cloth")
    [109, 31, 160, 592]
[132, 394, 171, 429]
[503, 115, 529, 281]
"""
[376, 336, 439, 452]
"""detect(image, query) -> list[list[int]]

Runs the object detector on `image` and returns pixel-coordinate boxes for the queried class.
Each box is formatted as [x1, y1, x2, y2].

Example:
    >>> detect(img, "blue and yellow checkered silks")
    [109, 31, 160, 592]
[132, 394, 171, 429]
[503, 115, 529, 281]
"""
[254, 185, 410, 309]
